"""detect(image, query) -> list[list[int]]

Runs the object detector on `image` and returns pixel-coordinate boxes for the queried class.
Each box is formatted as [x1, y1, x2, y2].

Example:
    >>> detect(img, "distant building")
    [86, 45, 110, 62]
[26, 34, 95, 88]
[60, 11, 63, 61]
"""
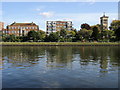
[100, 13, 109, 30]
[46, 21, 72, 34]
[4, 22, 39, 36]
[0, 22, 4, 31]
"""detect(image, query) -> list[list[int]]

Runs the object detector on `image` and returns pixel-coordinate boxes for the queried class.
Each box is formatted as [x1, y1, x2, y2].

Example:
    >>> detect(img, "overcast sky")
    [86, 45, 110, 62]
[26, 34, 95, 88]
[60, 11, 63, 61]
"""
[1, 1, 118, 31]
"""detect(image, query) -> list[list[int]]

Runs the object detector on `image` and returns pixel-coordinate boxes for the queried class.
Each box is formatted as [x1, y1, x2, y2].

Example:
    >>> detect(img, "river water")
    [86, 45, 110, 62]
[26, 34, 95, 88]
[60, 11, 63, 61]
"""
[2, 46, 120, 88]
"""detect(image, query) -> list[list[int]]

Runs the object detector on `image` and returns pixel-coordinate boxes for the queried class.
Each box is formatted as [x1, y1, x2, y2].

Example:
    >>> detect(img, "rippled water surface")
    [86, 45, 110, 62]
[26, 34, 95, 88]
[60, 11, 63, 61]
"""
[2, 46, 120, 88]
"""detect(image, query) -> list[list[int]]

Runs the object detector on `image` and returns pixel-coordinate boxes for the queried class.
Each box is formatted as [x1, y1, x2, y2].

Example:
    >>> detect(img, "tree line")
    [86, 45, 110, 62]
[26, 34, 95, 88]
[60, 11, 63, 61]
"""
[2, 20, 120, 42]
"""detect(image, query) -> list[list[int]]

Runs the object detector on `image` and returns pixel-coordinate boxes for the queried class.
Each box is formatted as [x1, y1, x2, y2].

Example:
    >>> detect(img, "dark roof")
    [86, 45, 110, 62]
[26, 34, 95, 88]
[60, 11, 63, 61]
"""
[10, 22, 37, 26]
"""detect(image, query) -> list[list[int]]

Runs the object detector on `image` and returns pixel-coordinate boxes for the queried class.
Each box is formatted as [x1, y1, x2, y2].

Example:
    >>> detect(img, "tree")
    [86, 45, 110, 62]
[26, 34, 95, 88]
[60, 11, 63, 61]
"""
[109, 20, 120, 31]
[81, 23, 91, 30]
[91, 24, 101, 32]
[78, 29, 93, 41]
[91, 26, 99, 41]
[115, 27, 120, 41]
[75, 30, 82, 41]
[48, 32, 59, 42]
[27, 30, 38, 41]
[101, 30, 114, 41]
[37, 30, 46, 41]
[67, 30, 76, 37]
[60, 28, 67, 38]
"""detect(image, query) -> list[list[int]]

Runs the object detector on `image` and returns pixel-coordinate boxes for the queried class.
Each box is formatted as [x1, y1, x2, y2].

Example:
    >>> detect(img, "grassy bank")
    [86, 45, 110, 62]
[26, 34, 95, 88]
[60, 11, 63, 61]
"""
[1, 42, 120, 46]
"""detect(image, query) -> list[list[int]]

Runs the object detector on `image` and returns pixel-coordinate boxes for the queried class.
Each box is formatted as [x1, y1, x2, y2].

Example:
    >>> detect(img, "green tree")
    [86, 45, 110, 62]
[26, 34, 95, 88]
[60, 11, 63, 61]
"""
[48, 32, 59, 42]
[115, 27, 120, 41]
[60, 28, 67, 38]
[37, 30, 46, 41]
[109, 20, 120, 30]
[79, 29, 92, 41]
[81, 23, 91, 30]
[91, 26, 99, 41]
[27, 30, 38, 41]
[101, 30, 114, 41]
[91, 24, 101, 32]
[75, 30, 82, 41]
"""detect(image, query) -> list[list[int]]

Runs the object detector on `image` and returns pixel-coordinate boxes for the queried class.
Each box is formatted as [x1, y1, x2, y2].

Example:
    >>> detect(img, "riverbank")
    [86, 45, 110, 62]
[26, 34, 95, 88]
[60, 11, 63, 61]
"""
[1, 42, 120, 46]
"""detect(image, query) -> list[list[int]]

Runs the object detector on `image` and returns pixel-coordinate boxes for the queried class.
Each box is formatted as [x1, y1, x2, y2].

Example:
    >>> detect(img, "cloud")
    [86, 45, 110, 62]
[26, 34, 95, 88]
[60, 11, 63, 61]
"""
[87, 0, 96, 4]
[35, 6, 46, 11]
[36, 8, 41, 11]
[39, 12, 54, 18]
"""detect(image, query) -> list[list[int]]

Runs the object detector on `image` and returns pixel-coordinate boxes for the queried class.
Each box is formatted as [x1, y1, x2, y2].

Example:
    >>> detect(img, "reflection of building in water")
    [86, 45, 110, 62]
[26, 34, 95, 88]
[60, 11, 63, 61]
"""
[46, 47, 73, 68]
[2, 46, 119, 71]
[2, 47, 45, 67]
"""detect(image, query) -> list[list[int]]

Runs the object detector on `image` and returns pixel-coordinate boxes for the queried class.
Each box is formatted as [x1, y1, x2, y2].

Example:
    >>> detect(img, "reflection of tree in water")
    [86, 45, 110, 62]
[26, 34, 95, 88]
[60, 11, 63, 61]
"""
[77, 46, 99, 65]
[46, 46, 73, 68]
[2, 46, 46, 67]
[2, 46, 119, 69]
[80, 46, 109, 71]
[109, 47, 120, 66]
[78, 46, 119, 73]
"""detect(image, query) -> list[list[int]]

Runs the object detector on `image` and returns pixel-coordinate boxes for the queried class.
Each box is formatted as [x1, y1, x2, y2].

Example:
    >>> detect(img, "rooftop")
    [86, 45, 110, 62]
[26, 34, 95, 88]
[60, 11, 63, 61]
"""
[9, 22, 37, 26]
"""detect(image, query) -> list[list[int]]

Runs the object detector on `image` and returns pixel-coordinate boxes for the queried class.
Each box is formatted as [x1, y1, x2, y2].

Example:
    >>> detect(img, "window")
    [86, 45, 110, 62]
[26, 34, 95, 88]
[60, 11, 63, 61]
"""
[53, 29, 56, 31]
[18, 27, 20, 29]
[2, 31, 4, 33]
[32, 27, 34, 29]
[26, 27, 28, 29]
[64, 26, 66, 28]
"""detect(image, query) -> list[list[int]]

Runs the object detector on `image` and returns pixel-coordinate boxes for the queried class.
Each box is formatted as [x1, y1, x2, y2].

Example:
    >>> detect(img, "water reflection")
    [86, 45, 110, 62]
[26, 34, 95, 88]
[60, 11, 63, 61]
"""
[2, 46, 119, 71]
[2, 46, 119, 88]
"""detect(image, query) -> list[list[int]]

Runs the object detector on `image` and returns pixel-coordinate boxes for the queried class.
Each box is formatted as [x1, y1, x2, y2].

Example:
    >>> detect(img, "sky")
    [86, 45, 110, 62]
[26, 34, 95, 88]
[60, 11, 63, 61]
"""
[1, 1, 118, 31]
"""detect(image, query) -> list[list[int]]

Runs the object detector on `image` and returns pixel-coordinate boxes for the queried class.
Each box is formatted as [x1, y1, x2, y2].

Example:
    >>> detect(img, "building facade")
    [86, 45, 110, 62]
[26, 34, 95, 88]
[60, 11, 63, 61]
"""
[100, 13, 109, 30]
[46, 21, 72, 34]
[3, 22, 39, 36]
[0, 22, 4, 31]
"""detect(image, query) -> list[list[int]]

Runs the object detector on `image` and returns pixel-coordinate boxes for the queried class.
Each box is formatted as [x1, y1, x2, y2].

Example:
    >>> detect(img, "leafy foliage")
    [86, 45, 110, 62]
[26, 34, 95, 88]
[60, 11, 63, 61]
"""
[2, 20, 120, 42]
[81, 23, 91, 30]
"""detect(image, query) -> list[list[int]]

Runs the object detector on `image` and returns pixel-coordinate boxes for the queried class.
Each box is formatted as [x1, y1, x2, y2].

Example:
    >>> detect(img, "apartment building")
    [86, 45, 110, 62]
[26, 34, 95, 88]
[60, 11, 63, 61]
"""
[46, 21, 72, 34]
[4, 22, 39, 36]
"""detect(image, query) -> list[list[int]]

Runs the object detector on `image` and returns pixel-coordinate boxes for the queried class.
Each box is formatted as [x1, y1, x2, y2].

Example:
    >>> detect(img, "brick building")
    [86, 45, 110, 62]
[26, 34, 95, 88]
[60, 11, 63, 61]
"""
[0, 22, 4, 31]
[46, 21, 72, 34]
[4, 22, 39, 36]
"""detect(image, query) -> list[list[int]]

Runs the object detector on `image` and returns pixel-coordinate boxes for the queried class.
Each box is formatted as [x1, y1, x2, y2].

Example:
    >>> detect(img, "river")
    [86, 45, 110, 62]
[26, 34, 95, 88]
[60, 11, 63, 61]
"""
[2, 46, 120, 88]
